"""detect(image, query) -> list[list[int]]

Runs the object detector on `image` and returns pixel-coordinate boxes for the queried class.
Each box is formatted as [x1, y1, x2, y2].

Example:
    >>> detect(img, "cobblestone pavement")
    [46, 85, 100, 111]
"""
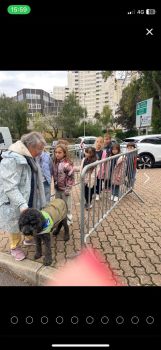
[0, 168, 161, 286]
[0, 267, 32, 286]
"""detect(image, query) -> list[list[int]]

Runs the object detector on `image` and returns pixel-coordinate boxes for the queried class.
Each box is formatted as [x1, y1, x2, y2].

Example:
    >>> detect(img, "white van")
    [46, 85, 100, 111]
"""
[0, 127, 12, 151]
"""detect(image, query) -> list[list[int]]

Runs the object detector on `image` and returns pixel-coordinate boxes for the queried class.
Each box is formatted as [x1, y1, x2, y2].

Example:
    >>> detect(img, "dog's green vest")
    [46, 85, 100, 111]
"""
[40, 210, 54, 234]
[40, 198, 67, 234]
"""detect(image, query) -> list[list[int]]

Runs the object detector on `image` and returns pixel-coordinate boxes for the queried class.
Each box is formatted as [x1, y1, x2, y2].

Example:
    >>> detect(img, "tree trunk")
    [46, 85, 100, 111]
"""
[152, 78, 161, 111]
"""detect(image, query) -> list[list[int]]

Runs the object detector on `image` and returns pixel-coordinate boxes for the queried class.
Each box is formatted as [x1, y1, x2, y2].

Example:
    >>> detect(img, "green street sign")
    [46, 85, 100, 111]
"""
[136, 101, 147, 116]
[136, 98, 153, 128]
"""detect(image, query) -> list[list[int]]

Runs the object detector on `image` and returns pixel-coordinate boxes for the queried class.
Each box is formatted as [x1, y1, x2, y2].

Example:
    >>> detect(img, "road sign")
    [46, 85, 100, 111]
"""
[136, 98, 153, 128]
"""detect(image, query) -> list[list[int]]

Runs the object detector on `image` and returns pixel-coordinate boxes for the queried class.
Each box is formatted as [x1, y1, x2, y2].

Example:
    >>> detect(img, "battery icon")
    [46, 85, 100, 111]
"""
[146, 9, 156, 15]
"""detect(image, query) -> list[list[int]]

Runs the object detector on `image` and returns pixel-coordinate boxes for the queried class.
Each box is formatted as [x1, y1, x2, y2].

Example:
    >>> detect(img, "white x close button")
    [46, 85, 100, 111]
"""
[146, 28, 154, 35]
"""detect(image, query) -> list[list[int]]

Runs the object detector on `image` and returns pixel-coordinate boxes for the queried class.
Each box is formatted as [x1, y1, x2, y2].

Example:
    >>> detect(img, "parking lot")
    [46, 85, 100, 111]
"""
[0, 167, 161, 286]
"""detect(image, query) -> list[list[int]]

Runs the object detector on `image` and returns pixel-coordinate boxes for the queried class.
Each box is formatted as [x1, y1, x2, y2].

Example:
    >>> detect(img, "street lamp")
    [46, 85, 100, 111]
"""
[83, 92, 86, 137]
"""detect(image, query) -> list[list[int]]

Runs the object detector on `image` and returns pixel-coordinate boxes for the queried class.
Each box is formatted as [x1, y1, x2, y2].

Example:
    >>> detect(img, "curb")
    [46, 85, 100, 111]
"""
[0, 252, 57, 285]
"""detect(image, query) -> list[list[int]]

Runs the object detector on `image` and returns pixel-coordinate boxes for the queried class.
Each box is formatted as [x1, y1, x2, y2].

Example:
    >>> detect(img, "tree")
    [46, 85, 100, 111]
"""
[0, 94, 28, 138]
[33, 112, 60, 139]
[59, 93, 85, 137]
[94, 112, 101, 120]
[102, 71, 161, 132]
[140, 71, 161, 132]
[73, 121, 103, 138]
[116, 72, 161, 132]
[100, 105, 112, 128]
[115, 79, 142, 130]
[12, 101, 28, 138]
[102, 71, 113, 81]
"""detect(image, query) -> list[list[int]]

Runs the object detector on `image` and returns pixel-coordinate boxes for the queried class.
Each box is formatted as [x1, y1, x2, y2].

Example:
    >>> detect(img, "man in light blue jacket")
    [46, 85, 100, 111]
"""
[36, 151, 53, 203]
[0, 131, 46, 261]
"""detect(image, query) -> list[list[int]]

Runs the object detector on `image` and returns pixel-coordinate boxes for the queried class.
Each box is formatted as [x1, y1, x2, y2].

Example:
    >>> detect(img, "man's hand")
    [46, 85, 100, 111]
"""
[20, 207, 28, 214]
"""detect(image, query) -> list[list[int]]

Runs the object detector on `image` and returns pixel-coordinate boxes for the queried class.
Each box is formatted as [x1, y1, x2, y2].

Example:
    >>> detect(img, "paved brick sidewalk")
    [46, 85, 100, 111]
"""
[0, 168, 161, 286]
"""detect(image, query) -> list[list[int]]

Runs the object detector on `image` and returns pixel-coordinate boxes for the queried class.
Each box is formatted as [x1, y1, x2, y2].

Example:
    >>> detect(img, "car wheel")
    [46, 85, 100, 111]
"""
[138, 154, 154, 169]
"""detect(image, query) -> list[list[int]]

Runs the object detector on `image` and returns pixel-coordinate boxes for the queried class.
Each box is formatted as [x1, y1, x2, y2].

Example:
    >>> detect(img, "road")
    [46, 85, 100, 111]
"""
[0, 267, 32, 286]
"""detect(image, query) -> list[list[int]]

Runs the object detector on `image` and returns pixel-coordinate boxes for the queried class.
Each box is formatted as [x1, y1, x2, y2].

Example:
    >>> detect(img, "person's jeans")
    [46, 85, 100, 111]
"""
[104, 178, 111, 190]
[96, 178, 103, 195]
[43, 181, 51, 202]
[85, 185, 94, 204]
[55, 189, 72, 221]
[112, 184, 120, 197]
[126, 170, 136, 188]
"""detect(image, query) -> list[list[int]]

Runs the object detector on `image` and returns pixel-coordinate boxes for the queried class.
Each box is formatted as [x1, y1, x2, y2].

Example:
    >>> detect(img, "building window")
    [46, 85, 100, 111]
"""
[26, 93, 41, 99]
[43, 95, 49, 102]
[28, 103, 41, 109]
[17, 94, 23, 101]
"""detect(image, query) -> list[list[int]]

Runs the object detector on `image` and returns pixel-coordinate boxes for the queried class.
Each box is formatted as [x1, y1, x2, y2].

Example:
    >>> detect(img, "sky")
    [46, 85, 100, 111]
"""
[0, 71, 68, 97]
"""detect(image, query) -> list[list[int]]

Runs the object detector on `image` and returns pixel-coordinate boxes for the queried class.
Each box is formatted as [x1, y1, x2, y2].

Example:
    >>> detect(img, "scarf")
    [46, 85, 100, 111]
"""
[25, 156, 46, 209]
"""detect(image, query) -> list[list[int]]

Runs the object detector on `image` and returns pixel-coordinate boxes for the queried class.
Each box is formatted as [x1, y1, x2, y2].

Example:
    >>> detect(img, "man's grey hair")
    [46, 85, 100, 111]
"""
[21, 131, 46, 148]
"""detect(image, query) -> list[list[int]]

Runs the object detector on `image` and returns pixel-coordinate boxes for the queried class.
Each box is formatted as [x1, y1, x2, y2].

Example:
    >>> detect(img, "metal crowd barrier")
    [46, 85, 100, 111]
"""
[80, 150, 144, 247]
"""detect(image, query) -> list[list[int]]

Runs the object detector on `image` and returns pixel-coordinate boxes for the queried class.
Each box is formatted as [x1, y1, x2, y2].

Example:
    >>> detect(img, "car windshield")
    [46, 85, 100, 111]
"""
[123, 138, 139, 143]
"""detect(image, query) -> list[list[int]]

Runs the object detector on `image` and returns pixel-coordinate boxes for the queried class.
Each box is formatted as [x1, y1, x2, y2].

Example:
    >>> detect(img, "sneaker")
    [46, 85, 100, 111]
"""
[23, 238, 36, 246]
[67, 220, 73, 226]
[86, 204, 92, 210]
[84, 203, 88, 209]
[114, 196, 118, 202]
[96, 194, 99, 201]
[11, 247, 26, 261]
[67, 214, 73, 222]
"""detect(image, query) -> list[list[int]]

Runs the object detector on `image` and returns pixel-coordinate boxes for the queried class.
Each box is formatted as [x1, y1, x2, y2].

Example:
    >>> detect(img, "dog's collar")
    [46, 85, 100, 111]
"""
[38, 210, 54, 235]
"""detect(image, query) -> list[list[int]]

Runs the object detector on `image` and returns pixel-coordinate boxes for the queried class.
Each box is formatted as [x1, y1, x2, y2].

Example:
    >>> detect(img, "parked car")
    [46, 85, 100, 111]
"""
[51, 140, 58, 149]
[75, 136, 97, 149]
[74, 136, 97, 157]
[120, 134, 161, 168]
[0, 127, 12, 150]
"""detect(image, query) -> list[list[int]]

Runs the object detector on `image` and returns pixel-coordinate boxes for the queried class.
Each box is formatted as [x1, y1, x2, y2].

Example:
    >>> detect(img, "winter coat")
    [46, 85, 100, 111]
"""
[53, 158, 74, 195]
[96, 149, 107, 179]
[0, 141, 46, 234]
[80, 158, 97, 188]
[104, 142, 113, 157]
[111, 156, 126, 186]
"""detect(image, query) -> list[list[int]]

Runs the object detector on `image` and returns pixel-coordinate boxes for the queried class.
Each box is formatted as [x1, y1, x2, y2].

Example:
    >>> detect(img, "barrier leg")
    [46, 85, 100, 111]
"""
[128, 188, 144, 203]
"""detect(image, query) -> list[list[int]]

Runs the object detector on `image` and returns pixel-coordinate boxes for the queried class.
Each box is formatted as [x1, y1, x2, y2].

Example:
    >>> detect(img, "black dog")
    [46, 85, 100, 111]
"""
[18, 199, 69, 266]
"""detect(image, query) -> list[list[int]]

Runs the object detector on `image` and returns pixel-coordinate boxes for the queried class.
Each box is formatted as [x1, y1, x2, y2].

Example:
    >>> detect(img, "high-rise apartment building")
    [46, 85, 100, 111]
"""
[53, 86, 69, 101]
[67, 71, 140, 120]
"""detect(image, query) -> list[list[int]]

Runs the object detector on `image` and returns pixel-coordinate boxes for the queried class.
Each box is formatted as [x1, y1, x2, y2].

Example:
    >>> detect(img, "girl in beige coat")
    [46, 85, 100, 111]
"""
[110, 144, 125, 202]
